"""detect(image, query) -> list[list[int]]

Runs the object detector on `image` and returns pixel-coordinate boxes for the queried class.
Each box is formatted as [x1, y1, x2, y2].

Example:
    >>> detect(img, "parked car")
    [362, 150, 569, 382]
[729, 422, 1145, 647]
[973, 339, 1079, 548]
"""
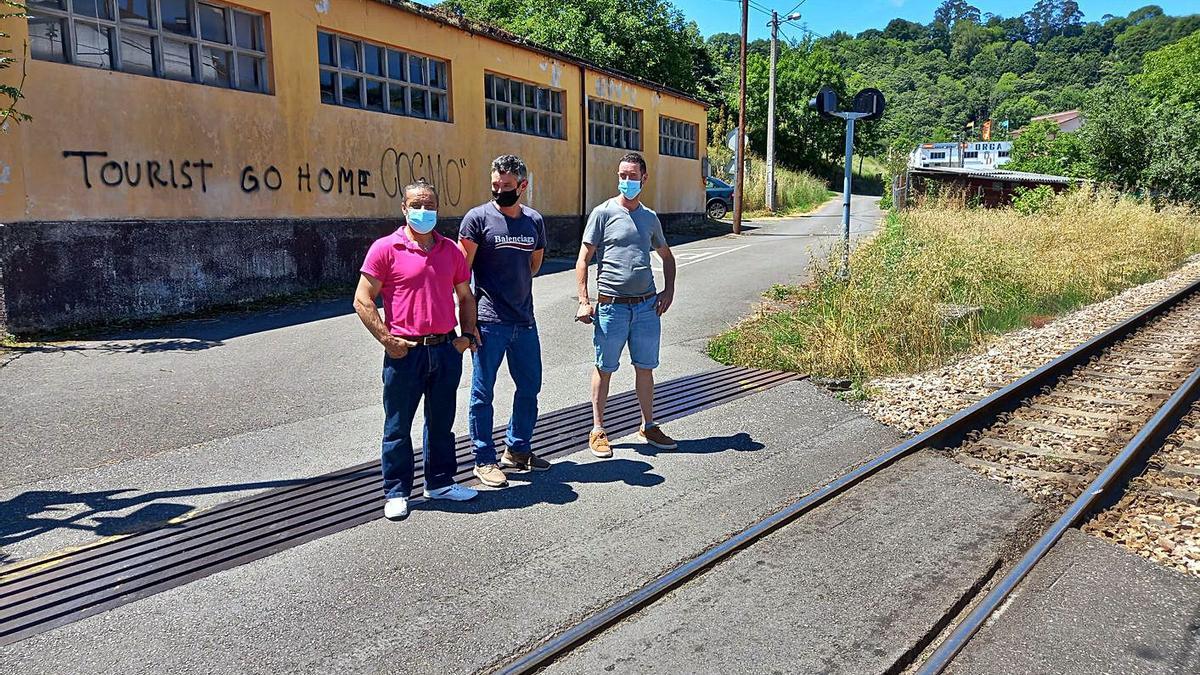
[705, 176, 734, 220]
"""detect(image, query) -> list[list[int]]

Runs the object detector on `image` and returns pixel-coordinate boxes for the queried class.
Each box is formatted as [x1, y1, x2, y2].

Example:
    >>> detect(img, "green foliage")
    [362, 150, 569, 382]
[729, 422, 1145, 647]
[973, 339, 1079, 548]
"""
[1135, 29, 1200, 108]
[437, 0, 709, 96]
[741, 40, 846, 169]
[1011, 185, 1056, 214]
[1007, 119, 1087, 176]
[1, 0, 31, 128]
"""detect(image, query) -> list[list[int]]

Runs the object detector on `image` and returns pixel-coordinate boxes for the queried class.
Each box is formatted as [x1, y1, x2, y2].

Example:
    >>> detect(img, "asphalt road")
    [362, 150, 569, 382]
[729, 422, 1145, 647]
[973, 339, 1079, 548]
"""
[0, 195, 882, 563]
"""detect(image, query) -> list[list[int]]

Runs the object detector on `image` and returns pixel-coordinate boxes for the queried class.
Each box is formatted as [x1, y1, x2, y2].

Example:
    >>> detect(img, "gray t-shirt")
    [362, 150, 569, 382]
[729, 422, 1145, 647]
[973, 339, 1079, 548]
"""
[582, 198, 666, 298]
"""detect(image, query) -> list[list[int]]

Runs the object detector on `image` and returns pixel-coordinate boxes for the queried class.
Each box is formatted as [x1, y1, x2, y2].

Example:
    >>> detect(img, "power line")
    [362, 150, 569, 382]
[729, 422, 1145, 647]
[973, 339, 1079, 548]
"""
[784, 0, 810, 16]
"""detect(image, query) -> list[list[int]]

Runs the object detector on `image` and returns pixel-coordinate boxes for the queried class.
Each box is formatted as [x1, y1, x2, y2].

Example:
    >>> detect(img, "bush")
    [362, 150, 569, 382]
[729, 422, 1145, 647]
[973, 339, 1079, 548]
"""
[1011, 185, 1057, 215]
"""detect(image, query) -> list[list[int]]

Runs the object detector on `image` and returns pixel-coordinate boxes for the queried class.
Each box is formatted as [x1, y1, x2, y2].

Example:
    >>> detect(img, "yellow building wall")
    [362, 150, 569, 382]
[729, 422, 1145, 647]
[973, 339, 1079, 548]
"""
[0, 0, 706, 224]
[582, 71, 708, 216]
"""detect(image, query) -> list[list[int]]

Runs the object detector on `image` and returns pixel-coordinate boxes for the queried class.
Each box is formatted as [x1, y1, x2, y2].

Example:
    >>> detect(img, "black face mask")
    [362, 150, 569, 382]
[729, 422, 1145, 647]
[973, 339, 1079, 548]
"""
[492, 188, 520, 208]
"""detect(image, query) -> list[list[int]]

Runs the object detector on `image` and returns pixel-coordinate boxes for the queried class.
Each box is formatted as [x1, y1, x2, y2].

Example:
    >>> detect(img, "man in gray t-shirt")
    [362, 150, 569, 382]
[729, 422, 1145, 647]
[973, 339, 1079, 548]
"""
[576, 152, 678, 457]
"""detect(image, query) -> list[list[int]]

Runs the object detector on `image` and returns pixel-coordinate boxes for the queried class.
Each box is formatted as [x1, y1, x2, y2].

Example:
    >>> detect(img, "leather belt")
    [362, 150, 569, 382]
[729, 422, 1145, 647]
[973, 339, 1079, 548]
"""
[394, 331, 456, 346]
[597, 293, 655, 305]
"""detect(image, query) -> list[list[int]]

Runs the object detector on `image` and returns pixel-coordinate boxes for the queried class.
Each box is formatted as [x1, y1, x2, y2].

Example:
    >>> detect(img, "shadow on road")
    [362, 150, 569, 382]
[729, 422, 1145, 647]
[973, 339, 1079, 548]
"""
[422, 433, 766, 515]
[0, 474, 348, 563]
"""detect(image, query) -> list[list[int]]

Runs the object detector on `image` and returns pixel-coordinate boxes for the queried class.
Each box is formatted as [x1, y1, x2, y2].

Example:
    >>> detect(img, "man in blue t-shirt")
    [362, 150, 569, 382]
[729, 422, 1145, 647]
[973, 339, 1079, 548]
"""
[459, 155, 549, 487]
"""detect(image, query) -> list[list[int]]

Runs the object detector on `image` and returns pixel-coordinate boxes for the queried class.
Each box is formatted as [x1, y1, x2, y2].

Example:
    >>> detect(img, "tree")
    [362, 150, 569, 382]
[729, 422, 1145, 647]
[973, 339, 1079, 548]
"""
[1134, 29, 1200, 109]
[994, 95, 1045, 129]
[437, 0, 709, 96]
[883, 19, 925, 42]
[742, 40, 846, 169]
[705, 32, 741, 64]
[934, 0, 982, 31]
[1007, 120, 1086, 175]
[1077, 84, 1149, 189]
[1003, 41, 1038, 74]
[1142, 104, 1200, 203]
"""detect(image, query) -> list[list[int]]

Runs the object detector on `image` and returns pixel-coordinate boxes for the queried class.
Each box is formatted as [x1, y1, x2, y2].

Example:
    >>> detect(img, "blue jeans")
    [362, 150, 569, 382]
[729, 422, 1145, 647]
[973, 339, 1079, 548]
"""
[381, 342, 463, 499]
[469, 323, 543, 465]
[594, 297, 661, 373]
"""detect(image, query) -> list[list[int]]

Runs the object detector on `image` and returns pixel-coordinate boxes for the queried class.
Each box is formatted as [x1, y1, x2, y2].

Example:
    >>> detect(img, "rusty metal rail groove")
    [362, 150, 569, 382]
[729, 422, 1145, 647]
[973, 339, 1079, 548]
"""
[0, 366, 801, 647]
[495, 277, 1200, 674]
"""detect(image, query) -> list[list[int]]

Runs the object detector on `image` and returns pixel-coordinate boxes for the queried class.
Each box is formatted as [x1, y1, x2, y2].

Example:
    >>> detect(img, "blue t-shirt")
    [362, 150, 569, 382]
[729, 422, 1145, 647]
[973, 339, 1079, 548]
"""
[458, 203, 547, 325]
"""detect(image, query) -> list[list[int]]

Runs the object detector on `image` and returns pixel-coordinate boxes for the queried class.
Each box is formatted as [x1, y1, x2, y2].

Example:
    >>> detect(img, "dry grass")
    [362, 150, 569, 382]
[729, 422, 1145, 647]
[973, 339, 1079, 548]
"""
[709, 188, 1200, 384]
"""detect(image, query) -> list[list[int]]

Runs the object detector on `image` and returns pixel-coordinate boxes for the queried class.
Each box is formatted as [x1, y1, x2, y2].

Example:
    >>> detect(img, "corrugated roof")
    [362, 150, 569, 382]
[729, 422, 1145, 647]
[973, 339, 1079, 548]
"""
[365, 0, 712, 107]
[911, 166, 1081, 186]
[1030, 109, 1083, 124]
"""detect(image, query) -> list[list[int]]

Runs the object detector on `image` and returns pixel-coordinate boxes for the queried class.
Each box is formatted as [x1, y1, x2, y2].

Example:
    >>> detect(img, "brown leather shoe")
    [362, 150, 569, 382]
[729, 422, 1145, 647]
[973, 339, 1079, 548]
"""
[500, 449, 552, 472]
[639, 425, 678, 450]
[589, 429, 613, 458]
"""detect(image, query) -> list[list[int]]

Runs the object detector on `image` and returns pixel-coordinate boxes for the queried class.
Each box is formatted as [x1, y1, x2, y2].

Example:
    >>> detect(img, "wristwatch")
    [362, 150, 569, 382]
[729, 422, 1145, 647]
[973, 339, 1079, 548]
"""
[464, 333, 478, 348]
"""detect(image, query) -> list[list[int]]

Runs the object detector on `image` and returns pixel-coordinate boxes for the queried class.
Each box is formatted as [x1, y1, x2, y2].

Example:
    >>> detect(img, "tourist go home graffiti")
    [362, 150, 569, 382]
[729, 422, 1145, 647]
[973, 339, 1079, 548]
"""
[61, 147, 468, 207]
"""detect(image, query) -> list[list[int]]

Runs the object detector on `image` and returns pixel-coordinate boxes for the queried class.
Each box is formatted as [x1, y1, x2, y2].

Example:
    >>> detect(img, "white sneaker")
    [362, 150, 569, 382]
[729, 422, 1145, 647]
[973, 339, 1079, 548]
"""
[423, 483, 478, 501]
[383, 497, 409, 521]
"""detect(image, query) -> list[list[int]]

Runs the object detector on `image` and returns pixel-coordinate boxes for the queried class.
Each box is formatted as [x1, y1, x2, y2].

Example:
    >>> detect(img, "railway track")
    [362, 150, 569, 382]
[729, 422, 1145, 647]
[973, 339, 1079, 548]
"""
[494, 277, 1200, 674]
[946, 293, 1200, 577]
[1085, 402, 1200, 575]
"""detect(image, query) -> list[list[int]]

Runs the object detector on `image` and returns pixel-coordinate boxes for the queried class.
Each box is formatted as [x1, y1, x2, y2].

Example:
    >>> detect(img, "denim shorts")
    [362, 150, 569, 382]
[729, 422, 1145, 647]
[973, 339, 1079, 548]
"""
[593, 296, 661, 373]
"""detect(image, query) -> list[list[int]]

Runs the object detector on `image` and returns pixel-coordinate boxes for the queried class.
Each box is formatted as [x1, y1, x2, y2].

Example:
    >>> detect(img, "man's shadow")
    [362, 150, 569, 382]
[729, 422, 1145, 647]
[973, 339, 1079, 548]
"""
[421, 433, 766, 516]
[616, 432, 766, 457]
[0, 476, 327, 556]
[419, 457, 663, 515]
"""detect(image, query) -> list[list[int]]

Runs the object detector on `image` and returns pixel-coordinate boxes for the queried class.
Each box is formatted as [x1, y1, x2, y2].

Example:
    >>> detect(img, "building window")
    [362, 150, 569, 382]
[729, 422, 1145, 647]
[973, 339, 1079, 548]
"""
[485, 73, 563, 140]
[659, 116, 698, 159]
[27, 0, 268, 93]
[588, 100, 641, 150]
[318, 30, 448, 121]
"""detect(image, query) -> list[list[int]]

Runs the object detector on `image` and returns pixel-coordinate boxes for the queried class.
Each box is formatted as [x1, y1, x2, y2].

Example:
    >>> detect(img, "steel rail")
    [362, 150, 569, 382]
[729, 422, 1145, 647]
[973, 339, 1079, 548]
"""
[917, 366, 1200, 674]
[496, 278, 1200, 674]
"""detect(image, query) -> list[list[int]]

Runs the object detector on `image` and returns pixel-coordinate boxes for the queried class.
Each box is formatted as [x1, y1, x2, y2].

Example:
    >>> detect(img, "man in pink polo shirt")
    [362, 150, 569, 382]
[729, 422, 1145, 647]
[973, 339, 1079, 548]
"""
[354, 180, 480, 522]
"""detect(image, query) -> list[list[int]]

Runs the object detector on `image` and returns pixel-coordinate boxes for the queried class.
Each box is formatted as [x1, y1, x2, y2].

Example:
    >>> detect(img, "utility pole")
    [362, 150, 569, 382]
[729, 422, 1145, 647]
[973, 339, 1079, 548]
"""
[766, 10, 801, 213]
[733, 0, 749, 235]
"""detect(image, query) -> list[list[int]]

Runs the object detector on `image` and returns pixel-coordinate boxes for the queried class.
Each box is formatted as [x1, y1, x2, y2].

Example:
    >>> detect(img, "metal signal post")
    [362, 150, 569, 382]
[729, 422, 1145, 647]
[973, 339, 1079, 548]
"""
[810, 87, 886, 279]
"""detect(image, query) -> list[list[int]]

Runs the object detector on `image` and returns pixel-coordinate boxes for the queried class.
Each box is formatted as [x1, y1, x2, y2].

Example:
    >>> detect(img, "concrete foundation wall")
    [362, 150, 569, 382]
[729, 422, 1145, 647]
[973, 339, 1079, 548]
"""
[0, 212, 701, 335]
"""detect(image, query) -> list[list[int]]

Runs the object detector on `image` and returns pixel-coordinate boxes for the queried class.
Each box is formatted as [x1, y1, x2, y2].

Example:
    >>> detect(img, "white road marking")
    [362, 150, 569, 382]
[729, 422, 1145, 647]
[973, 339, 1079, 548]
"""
[653, 244, 751, 271]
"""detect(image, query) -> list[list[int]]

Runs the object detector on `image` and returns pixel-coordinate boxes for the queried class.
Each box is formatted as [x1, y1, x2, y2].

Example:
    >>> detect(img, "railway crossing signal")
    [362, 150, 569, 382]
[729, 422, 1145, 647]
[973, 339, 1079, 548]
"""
[809, 87, 887, 279]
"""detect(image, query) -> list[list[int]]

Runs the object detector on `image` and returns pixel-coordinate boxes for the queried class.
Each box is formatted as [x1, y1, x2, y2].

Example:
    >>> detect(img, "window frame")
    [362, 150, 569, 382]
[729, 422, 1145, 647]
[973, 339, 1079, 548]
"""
[658, 115, 698, 160]
[484, 72, 565, 141]
[27, 0, 269, 93]
[317, 29, 450, 122]
[587, 99, 642, 151]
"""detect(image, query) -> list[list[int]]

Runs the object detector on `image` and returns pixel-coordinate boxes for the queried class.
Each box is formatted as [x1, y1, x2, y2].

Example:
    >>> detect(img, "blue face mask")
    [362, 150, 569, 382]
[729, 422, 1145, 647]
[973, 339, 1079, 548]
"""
[618, 178, 642, 200]
[406, 208, 438, 234]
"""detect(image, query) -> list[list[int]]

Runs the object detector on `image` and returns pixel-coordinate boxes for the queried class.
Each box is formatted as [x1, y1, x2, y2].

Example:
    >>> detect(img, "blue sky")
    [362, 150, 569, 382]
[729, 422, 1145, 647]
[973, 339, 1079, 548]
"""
[414, 1, 1198, 42]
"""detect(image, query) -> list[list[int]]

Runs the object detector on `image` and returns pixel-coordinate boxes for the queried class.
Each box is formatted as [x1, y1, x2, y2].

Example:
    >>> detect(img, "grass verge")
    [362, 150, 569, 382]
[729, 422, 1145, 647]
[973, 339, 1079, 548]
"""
[709, 188, 1200, 386]
[739, 160, 832, 216]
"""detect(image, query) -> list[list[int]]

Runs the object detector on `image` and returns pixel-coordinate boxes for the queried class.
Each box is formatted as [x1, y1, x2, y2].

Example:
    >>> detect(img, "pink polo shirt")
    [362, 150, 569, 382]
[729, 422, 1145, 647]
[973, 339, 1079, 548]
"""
[360, 228, 470, 336]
